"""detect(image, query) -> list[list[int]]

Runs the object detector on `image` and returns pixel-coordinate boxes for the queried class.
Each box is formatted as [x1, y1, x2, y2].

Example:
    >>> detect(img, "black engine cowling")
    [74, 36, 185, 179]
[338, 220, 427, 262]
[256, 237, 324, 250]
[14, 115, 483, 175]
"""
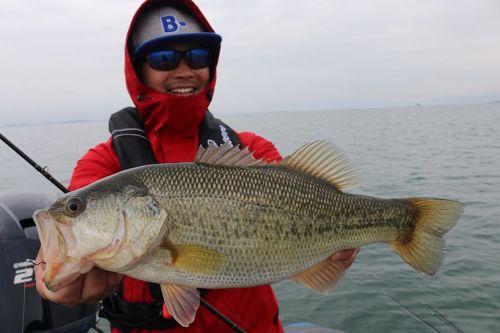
[0, 193, 99, 333]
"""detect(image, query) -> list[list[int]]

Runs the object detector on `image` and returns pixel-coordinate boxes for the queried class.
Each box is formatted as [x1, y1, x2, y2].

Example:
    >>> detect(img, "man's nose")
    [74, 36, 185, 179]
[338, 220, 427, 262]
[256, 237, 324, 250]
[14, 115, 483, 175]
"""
[173, 58, 194, 78]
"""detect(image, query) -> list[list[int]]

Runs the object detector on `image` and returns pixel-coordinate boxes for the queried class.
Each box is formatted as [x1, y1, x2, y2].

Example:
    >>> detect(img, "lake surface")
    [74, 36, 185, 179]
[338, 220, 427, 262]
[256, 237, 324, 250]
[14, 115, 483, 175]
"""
[1, 104, 499, 332]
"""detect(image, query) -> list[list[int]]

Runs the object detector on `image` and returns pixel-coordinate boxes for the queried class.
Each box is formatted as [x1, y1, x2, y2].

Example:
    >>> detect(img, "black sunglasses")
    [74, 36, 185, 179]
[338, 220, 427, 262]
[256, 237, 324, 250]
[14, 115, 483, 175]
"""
[146, 48, 213, 71]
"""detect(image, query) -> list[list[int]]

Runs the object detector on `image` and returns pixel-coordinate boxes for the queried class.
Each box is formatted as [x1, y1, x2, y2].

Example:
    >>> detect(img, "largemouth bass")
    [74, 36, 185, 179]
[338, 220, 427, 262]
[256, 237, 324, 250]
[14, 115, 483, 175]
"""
[34, 141, 463, 327]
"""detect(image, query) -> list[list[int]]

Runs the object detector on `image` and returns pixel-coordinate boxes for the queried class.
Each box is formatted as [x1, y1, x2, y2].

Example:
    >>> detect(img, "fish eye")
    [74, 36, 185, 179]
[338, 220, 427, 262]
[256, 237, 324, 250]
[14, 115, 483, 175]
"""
[65, 197, 85, 217]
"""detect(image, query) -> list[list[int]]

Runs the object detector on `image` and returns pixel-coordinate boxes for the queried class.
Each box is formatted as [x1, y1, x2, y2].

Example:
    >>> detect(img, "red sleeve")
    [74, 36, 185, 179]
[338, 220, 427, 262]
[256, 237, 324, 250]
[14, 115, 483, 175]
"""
[68, 138, 120, 191]
[237, 132, 282, 163]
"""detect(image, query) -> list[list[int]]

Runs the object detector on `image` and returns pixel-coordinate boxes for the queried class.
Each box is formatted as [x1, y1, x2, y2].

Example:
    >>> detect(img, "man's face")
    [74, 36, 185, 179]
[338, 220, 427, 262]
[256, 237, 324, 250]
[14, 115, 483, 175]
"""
[141, 43, 211, 96]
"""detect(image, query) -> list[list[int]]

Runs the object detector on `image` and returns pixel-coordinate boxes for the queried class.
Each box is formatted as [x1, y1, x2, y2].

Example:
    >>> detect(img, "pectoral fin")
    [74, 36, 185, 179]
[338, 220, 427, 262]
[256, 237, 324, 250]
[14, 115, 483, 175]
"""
[291, 254, 351, 294]
[163, 243, 226, 275]
[160, 284, 200, 327]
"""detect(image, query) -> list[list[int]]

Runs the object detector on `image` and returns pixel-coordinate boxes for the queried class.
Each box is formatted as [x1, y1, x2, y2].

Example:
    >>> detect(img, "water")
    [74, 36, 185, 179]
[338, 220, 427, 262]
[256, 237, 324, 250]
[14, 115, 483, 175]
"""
[1, 104, 499, 332]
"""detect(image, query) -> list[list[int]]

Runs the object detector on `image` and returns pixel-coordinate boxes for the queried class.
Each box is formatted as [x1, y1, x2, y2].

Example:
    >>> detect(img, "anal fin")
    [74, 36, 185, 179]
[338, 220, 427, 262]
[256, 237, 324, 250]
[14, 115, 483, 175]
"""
[291, 253, 353, 294]
[160, 284, 200, 327]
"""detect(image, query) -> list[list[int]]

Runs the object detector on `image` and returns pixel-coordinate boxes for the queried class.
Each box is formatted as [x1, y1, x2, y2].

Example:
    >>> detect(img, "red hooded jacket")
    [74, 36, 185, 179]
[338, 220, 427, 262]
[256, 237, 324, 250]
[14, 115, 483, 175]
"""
[68, 0, 284, 332]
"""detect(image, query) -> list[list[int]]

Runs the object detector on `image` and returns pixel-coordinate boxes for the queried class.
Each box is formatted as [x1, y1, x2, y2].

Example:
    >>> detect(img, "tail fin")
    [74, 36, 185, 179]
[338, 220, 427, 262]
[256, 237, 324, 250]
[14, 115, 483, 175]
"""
[390, 198, 463, 276]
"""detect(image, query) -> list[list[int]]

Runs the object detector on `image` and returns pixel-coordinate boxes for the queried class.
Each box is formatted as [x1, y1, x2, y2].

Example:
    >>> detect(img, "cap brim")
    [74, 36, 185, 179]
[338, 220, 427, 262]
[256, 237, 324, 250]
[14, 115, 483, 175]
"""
[133, 33, 222, 63]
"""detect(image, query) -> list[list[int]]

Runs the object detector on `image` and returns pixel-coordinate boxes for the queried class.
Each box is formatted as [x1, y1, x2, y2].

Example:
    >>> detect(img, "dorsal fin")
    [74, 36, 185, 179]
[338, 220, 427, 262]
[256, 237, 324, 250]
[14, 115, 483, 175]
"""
[280, 140, 358, 190]
[195, 142, 269, 167]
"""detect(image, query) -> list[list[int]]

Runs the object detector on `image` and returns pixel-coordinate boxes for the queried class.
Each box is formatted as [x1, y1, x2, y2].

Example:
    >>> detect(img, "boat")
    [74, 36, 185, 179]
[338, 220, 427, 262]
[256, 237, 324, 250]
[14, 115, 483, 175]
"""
[0, 193, 99, 333]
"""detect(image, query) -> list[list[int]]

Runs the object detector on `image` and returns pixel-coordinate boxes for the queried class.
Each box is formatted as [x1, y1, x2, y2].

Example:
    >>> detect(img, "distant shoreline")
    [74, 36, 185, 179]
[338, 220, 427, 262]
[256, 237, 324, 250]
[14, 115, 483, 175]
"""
[0, 119, 105, 129]
[1, 101, 499, 128]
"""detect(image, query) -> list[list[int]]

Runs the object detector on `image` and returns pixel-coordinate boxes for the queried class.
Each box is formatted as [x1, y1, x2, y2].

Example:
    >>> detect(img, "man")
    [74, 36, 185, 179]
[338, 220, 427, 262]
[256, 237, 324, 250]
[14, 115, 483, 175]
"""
[35, 0, 357, 331]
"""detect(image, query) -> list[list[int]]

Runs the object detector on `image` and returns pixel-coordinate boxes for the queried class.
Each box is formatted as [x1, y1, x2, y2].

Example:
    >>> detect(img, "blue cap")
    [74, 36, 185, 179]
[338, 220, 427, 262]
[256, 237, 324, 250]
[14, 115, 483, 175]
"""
[131, 6, 221, 63]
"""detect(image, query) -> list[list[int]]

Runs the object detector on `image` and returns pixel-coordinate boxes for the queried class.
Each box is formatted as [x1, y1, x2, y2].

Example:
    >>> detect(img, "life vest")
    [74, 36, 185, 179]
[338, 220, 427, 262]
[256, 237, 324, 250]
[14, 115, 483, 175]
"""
[100, 107, 241, 332]
[109, 107, 240, 170]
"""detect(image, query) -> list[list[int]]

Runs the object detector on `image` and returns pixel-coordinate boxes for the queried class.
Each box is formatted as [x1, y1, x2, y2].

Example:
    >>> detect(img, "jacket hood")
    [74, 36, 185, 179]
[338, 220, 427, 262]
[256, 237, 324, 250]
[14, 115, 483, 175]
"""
[124, 0, 220, 137]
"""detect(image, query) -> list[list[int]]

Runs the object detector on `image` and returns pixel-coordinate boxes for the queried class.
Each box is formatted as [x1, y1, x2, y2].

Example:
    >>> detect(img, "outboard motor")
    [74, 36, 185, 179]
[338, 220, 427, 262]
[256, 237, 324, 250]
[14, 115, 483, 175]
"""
[0, 193, 99, 333]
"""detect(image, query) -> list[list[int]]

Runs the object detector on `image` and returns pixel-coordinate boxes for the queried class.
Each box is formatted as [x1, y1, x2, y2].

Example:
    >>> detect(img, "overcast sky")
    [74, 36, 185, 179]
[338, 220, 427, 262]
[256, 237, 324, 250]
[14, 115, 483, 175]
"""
[0, 0, 499, 126]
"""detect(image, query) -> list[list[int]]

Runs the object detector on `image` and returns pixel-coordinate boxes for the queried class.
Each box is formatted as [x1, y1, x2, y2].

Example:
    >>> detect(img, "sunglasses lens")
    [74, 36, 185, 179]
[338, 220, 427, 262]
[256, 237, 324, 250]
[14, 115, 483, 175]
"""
[148, 50, 180, 70]
[147, 49, 212, 71]
[185, 49, 212, 69]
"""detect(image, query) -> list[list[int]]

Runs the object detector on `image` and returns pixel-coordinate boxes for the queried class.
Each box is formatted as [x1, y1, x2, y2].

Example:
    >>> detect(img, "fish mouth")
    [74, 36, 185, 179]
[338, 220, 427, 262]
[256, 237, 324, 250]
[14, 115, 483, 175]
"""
[43, 257, 94, 291]
[44, 261, 82, 291]
[33, 209, 68, 262]
[33, 209, 91, 291]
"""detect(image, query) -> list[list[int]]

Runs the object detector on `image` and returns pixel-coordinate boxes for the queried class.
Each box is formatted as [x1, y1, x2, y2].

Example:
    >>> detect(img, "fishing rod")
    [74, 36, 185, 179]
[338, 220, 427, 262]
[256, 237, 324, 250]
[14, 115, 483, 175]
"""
[424, 303, 465, 333]
[0, 133, 69, 194]
[1, 132, 246, 333]
[385, 294, 466, 333]
[385, 294, 442, 333]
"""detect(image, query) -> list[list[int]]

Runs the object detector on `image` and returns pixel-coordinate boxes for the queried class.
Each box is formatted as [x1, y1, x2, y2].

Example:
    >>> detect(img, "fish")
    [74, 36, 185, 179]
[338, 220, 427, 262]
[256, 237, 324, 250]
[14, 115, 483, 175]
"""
[33, 140, 463, 327]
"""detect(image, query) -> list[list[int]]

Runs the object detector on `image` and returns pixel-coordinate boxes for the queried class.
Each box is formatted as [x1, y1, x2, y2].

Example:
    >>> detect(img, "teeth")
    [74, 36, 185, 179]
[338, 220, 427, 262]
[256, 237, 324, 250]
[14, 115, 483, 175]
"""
[170, 87, 195, 94]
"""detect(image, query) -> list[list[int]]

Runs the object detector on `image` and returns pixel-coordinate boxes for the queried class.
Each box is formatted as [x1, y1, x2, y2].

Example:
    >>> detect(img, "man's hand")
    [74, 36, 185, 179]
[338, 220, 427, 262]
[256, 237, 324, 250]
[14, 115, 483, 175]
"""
[35, 248, 122, 307]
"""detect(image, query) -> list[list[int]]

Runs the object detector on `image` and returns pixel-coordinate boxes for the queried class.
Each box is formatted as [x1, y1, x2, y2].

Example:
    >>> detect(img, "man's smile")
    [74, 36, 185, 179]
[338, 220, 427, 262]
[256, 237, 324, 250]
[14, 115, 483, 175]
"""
[168, 87, 197, 95]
